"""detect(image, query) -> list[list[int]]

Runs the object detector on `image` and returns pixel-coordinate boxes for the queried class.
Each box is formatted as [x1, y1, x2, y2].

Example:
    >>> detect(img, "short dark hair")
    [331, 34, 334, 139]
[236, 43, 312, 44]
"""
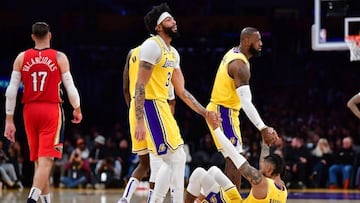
[32, 22, 50, 39]
[264, 153, 285, 177]
[144, 3, 172, 35]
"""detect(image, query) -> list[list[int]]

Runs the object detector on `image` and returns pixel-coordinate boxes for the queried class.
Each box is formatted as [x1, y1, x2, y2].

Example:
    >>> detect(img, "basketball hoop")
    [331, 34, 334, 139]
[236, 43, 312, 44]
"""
[345, 35, 360, 61]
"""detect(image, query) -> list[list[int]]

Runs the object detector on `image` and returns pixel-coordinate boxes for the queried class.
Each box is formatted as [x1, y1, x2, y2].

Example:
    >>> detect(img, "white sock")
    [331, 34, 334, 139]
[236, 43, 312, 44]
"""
[122, 177, 139, 201]
[28, 187, 42, 201]
[40, 193, 51, 203]
[199, 170, 220, 196]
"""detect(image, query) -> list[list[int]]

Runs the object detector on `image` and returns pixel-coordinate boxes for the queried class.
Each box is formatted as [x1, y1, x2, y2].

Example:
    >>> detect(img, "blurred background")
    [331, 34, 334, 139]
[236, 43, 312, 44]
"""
[1, 0, 360, 190]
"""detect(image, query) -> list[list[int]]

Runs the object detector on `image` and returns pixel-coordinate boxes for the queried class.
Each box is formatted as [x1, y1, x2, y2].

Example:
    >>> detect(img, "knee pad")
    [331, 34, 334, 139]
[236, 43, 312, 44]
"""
[208, 166, 222, 176]
[187, 167, 207, 196]
[207, 166, 234, 190]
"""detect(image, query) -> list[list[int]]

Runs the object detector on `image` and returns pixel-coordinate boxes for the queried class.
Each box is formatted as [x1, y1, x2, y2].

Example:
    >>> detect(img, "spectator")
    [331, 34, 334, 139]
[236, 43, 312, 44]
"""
[65, 137, 91, 185]
[53, 138, 74, 187]
[328, 136, 356, 189]
[0, 140, 23, 190]
[59, 152, 87, 188]
[309, 138, 333, 188]
[7, 141, 23, 179]
[89, 135, 108, 175]
[114, 139, 131, 181]
[95, 156, 122, 188]
[271, 136, 287, 158]
[125, 153, 139, 181]
[192, 133, 224, 170]
[245, 141, 261, 170]
[284, 136, 311, 189]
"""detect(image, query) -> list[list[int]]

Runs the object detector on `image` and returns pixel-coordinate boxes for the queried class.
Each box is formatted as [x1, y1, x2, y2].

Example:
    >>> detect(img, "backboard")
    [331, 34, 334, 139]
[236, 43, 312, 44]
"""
[312, 0, 360, 51]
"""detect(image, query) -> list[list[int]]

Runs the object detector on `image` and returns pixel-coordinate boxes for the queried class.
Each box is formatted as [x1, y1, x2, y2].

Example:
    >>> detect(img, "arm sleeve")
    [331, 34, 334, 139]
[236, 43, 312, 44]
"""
[236, 85, 266, 130]
[5, 71, 21, 115]
[61, 71, 80, 109]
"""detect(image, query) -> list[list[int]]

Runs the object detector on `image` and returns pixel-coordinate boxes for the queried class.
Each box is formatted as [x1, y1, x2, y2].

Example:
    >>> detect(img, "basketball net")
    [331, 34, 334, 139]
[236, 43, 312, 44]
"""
[345, 35, 360, 61]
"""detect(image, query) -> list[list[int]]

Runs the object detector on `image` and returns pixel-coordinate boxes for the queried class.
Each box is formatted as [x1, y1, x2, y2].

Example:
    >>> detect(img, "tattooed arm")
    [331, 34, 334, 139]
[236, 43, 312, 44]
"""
[259, 141, 270, 170]
[134, 61, 153, 141]
[239, 162, 264, 187]
[238, 162, 268, 200]
[237, 142, 270, 199]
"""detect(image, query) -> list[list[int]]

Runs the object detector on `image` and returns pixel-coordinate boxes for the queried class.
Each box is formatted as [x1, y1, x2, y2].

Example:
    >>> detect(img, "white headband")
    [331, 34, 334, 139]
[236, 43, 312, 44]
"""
[157, 12, 172, 25]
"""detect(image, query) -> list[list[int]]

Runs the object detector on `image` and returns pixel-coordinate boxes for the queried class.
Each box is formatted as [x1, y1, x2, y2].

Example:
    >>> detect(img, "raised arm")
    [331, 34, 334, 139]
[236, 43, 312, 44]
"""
[259, 140, 270, 171]
[347, 92, 360, 119]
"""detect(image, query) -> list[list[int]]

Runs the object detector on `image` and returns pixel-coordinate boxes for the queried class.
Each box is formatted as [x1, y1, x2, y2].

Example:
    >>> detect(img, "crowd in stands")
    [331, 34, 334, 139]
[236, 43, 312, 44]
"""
[3, 108, 360, 190]
[3, 79, 360, 190]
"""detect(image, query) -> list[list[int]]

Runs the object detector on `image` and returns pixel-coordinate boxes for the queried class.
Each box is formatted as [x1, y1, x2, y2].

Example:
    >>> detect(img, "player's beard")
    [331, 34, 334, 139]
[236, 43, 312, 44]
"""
[163, 26, 180, 39]
[249, 44, 261, 57]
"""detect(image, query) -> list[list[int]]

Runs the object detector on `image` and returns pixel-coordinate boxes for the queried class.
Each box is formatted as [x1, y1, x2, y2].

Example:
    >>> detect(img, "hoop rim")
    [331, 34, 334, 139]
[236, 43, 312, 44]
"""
[345, 35, 360, 41]
[345, 35, 360, 61]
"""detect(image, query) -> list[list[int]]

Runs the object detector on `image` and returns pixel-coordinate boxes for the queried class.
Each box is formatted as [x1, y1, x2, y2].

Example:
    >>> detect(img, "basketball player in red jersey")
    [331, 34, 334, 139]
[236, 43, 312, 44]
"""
[4, 22, 82, 203]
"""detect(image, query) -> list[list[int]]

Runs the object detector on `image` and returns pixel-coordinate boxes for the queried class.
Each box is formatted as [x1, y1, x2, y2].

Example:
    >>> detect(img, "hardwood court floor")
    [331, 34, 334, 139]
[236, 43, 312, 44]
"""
[1, 187, 360, 203]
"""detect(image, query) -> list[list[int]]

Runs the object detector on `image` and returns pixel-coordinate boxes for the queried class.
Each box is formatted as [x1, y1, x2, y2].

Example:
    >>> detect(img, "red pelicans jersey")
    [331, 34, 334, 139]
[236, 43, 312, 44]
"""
[21, 48, 62, 104]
